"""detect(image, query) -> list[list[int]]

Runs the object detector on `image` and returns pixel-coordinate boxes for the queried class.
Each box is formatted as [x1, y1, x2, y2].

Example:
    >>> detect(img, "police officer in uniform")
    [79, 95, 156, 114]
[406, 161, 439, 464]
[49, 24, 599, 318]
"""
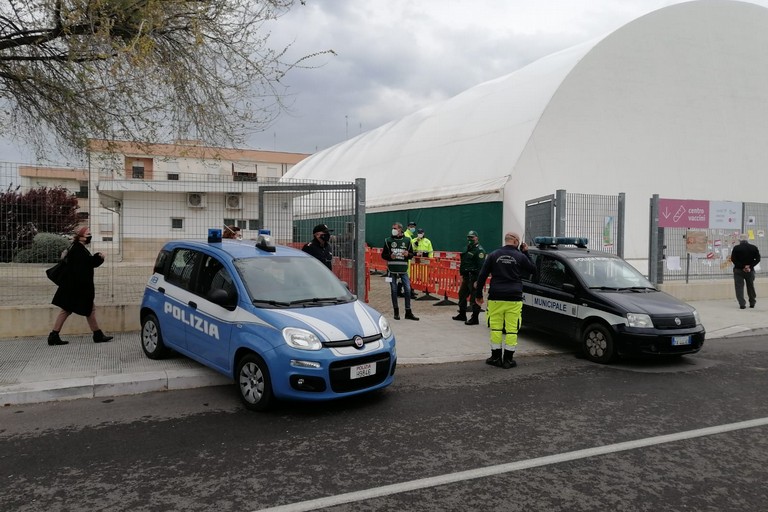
[398, 221, 419, 298]
[453, 230, 486, 325]
[382, 222, 419, 321]
[411, 228, 434, 257]
[302, 224, 334, 270]
[474, 232, 535, 368]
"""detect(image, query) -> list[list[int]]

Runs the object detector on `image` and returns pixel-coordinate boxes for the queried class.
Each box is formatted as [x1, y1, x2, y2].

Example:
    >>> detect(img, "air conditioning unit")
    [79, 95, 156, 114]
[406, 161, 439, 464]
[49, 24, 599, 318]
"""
[225, 194, 243, 209]
[187, 192, 207, 208]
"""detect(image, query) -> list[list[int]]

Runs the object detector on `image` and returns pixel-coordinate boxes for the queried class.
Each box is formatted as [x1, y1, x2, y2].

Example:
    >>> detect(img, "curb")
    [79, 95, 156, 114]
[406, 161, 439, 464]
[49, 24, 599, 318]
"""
[1, 368, 231, 406]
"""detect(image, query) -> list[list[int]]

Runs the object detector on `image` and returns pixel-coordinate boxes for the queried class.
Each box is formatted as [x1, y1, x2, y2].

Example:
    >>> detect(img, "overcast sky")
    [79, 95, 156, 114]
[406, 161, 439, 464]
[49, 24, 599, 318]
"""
[2, 0, 767, 164]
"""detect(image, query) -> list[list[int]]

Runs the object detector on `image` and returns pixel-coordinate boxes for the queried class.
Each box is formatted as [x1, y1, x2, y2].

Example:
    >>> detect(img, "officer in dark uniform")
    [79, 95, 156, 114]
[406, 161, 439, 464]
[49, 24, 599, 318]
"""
[453, 230, 486, 325]
[302, 224, 334, 270]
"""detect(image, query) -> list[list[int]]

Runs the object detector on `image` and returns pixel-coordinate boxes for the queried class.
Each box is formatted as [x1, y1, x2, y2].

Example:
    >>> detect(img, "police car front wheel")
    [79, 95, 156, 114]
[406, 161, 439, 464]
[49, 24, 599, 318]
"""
[141, 313, 169, 360]
[582, 323, 616, 364]
[236, 353, 274, 412]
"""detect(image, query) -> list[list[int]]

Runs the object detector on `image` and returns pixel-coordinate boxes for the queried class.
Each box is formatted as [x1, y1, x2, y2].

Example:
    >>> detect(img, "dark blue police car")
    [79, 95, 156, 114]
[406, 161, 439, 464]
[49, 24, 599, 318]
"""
[140, 230, 396, 410]
[522, 237, 705, 363]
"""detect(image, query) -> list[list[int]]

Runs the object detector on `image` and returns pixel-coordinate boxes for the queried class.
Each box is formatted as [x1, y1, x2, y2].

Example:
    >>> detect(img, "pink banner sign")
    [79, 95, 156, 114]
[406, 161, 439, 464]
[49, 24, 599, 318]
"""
[658, 199, 709, 228]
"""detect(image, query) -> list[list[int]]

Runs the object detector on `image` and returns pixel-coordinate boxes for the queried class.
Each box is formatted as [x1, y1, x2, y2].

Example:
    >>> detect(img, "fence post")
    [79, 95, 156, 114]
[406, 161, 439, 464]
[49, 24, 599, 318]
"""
[555, 189, 566, 237]
[649, 194, 660, 284]
[617, 192, 625, 259]
[355, 178, 366, 298]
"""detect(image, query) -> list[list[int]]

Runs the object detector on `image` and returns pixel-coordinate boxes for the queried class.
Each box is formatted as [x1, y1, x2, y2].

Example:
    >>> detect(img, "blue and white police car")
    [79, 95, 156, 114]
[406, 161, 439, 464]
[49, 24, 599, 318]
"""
[140, 229, 396, 411]
[522, 237, 705, 363]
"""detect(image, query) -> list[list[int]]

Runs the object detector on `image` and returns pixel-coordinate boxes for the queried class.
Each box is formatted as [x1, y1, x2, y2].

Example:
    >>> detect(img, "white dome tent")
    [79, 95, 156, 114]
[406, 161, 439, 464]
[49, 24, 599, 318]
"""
[284, 0, 768, 264]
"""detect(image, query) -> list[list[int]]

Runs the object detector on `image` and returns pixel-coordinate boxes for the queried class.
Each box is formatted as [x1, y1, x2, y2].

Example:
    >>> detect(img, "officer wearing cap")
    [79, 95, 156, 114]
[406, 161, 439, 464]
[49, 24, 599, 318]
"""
[411, 228, 433, 258]
[453, 230, 485, 325]
[303, 224, 334, 270]
[398, 221, 419, 298]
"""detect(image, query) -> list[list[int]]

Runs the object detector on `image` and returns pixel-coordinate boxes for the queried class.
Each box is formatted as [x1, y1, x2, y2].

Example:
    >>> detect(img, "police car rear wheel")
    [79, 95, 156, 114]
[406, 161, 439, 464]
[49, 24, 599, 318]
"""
[582, 323, 616, 364]
[236, 353, 273, 411]
[141, 313, 169, 359]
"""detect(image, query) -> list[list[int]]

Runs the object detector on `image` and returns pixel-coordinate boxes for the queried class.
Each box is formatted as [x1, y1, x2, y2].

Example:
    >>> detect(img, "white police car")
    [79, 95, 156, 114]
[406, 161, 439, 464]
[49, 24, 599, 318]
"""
[140, 229, 396, 411]
[522, 237, 705, 363]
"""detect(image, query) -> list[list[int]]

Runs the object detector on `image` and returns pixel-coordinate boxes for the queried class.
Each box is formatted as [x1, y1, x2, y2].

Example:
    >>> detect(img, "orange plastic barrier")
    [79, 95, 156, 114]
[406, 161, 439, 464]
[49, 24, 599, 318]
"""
[367, 247, 388, 275]
[362, 248, 472, 306]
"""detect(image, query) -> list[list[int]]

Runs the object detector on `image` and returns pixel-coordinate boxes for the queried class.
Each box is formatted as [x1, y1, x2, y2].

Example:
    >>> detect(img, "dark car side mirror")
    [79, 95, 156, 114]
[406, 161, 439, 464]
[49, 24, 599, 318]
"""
[208, 288, 236, 310]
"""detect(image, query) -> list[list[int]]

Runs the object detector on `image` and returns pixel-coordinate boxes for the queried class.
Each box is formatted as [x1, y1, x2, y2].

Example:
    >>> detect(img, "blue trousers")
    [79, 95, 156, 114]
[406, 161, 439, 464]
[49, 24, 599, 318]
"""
[389, 273, 412, 310]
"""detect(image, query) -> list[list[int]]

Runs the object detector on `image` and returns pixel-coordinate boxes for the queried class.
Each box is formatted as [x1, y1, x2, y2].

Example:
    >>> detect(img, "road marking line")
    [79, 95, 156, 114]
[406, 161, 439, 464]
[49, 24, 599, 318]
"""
[253, 416, 768, 512]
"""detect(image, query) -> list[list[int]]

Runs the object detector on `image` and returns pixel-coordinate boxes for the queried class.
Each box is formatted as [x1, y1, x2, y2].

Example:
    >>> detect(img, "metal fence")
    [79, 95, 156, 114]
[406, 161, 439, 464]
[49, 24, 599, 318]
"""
[525, 189, 625, 256]
[655, 201, 768, 283]
[0, 161, 363, 306]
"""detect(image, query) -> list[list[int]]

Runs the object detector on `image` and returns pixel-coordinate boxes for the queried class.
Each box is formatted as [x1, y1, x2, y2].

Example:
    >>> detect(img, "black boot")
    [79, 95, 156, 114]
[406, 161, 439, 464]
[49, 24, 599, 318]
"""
[452, 311, 467, 321]
[393, 308, 400, 320]
[93, 330, 114, 343]
[502, 350, 517, 369]
[405, 309, 419, 321]
[464, 313, 479, 325]
[485, 349, 502, 367]
[47, 331, 68, 346]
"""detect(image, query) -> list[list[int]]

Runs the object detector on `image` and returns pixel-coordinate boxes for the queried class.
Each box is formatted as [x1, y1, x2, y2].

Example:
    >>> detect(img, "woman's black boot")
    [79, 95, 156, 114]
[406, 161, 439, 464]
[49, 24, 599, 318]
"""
[47, 331, 68, 346]
[93, 330, 114, 343]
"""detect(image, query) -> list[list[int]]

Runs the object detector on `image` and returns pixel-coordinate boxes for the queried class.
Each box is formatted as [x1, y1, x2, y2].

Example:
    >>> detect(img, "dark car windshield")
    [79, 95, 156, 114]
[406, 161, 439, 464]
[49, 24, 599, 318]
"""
[234, 255, 354, 307]
[570, 256, 655, 289]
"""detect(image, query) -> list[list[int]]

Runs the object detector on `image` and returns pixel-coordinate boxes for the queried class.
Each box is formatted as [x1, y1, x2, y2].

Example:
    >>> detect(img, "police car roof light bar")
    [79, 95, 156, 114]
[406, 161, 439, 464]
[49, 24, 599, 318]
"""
[533, 236, 589, 249]
[255, 231, 276, 252]
[208, 228, 223, 244]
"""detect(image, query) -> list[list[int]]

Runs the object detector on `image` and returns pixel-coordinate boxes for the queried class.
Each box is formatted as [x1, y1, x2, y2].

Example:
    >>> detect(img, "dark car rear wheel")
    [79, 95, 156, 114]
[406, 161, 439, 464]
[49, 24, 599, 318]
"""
[582, 322, 616, 363]
[236, 353, 274, 412]
[141, 313, 169, 359]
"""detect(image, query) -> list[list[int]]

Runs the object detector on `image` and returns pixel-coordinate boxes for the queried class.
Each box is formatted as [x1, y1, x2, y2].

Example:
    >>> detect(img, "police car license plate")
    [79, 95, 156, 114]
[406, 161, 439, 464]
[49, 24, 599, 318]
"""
[671, 336, 691, 346]
[351, 362, 375, 379]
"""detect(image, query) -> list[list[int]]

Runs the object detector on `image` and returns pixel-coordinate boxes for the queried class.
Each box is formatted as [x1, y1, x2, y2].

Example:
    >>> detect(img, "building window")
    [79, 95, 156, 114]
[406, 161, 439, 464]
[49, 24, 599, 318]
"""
[75, 184, 88, 198]
[76, 212, 90, 220]
[167, 173, 179, 181]
[132, 161, 145, 179]
[171, 218, 183, 229]
[249, 219, 259, 230]
[223, 218, 235, 226]
[233, 172, 258, 182]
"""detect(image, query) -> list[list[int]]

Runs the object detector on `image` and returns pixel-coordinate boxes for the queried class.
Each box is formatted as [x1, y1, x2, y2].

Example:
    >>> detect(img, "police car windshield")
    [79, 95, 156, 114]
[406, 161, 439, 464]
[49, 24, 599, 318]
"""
[234, 256, 354, 307]
[571, 256, 655, 290]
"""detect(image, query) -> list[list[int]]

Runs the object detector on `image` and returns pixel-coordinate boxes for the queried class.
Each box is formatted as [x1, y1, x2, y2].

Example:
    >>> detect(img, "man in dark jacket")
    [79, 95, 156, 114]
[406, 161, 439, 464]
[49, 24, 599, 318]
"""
[382, 222, 419, 321]
[302, 224, 334, 270]
[453, 230, 486, 325]
[731, 234, 761, 309]
[474, 232, 535, 368]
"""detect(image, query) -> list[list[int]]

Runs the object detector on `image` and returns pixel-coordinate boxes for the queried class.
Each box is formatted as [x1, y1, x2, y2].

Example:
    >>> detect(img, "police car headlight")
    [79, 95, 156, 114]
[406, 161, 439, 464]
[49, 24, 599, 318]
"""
[693, 309, 702, 326]
[379, 316, 392, 339]
[283, 328, 323, 351]
[626, 313, 653, 328]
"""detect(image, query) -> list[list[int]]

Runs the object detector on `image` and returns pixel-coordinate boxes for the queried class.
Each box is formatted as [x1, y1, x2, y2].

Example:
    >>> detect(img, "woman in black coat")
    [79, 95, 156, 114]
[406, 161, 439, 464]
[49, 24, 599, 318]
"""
[48, 226, 113, 345]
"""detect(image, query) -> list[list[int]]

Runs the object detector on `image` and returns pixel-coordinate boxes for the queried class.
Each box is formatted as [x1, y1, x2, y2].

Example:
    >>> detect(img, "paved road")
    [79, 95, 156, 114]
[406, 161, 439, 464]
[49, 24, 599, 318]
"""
[2, 336, 767, 512]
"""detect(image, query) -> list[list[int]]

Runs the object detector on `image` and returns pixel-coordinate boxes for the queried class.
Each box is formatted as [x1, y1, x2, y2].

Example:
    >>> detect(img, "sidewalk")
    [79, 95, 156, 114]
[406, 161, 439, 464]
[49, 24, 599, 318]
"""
[1, 295, 766, 406]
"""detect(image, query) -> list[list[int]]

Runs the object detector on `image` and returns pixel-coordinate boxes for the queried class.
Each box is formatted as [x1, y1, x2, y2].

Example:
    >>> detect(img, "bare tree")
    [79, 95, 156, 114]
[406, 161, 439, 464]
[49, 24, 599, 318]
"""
[0, 0, 332, 157]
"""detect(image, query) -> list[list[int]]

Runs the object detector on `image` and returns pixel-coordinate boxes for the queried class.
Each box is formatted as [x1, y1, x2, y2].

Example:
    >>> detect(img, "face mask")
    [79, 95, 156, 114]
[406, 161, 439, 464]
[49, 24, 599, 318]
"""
[409, 227, 416, 234]
[392, 229, 399, 236]
[320, 233, 330, 242]
[84, 235, 92, 244]
[417, 233, 424, 239]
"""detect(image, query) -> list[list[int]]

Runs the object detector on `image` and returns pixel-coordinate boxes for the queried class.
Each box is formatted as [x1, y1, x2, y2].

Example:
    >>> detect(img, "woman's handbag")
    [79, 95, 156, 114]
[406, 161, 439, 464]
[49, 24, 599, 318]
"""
[45, 246, 71, 286]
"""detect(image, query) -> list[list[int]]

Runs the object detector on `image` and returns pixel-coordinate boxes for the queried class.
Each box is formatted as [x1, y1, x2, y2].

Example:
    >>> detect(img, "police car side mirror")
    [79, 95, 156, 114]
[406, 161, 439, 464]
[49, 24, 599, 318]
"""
[208, 288, 236, 309]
